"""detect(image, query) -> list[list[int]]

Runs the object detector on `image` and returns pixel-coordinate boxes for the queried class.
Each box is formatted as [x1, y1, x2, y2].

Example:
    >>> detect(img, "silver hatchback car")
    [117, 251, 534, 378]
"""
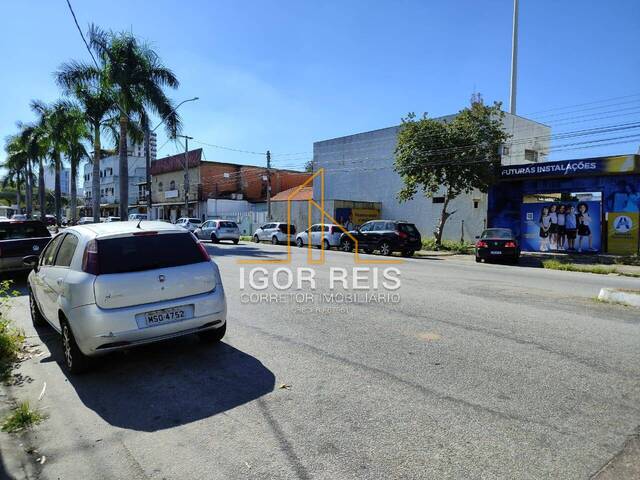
[195, 219, 240, 244]
[25, 221, 227, 373]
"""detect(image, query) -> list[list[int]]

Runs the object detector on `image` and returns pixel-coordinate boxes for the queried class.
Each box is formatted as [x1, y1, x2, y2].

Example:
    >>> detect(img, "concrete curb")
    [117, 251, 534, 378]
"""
[598, 288, 640, 307]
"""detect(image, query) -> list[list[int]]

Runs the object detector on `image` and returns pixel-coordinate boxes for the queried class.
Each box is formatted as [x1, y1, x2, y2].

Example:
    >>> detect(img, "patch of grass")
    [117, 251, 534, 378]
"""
[614, 255, 640, 266]
[543, 259, 616, 275]
[421, 237, 472, 254]
[0, 280, 23, 380]
[1, 402, 44, 433]
[240, 235, 253, 242]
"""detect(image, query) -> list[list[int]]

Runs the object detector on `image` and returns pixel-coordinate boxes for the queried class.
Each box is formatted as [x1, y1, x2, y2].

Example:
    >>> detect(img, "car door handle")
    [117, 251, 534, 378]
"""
[56, 277, 63, 286]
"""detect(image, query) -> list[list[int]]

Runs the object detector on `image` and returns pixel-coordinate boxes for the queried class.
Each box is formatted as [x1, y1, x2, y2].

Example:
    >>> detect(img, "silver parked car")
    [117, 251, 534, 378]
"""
[295, 223, 343, 249]
[25, 221, 227, 373]
[195, 219, 240, 244]
[176, 217, 202, 232]
[252, 222, 296, 245]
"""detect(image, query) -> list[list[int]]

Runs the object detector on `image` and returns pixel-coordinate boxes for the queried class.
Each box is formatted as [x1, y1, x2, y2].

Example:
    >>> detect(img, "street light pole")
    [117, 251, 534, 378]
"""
[144, 96, 198, 220]
[509, 0, 519, 114]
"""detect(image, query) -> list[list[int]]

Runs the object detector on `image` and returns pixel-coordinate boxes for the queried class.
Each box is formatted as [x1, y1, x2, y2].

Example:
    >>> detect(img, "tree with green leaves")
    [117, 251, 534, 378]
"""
[59, 104, 89, 224]
[394, 100, 510, 247]
[2, 135, 28, 213]
[16, 123, 46, 218]
[64, 25, 181, 219]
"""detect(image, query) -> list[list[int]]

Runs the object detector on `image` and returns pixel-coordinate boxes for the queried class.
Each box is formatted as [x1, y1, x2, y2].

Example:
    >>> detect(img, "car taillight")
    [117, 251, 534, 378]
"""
[82, 239, 99, 275]
[505, 241, 517, 248]
[476, 240, 488, 248]
[196, 240, 210, 261]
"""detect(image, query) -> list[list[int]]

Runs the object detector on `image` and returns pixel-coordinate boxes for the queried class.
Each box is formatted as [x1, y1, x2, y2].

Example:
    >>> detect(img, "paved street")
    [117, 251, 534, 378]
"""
[2, 241, 640, 479]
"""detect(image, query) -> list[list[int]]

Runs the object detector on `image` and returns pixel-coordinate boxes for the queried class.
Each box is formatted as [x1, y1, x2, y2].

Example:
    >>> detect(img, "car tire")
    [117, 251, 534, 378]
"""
[401, 250, 414, 257]
[296, 238, 304, 248]
[233, 239, 239, 245]
[323, 239, 331, 250]
[272, 236, 279, 245]
[61, 320, 92, 374]
[29, 290, 46, 327]
[340, 239, 353, 252]
[379, 241, 392, 256]
[475, 256, 481, 263]
[253, 235, 260, 243]
[210, 234, 219, 244]
[199, 323, 226, 343]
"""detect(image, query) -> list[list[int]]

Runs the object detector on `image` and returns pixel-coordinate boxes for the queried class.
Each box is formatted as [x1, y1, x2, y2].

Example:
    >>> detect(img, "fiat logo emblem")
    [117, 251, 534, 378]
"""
[158, 275, 165, 283]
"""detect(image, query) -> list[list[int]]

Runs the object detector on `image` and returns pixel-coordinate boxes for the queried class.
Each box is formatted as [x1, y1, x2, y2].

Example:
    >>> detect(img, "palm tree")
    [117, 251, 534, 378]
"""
[56, 56, 116, 222]
[2, 135, 27, 213]
[18, 123, 48, 219]
[60, 105, 89, 224]
[26, 106, 51, 222]
[88, 25, 181, 219]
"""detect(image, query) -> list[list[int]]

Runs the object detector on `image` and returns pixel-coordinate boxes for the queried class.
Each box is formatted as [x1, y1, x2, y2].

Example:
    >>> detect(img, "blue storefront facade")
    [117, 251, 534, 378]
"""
[488, 154, 640, 254]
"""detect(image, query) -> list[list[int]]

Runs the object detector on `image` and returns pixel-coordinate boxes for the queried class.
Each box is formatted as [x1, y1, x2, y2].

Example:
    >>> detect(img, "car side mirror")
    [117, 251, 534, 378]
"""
[23, 255, 39, 270]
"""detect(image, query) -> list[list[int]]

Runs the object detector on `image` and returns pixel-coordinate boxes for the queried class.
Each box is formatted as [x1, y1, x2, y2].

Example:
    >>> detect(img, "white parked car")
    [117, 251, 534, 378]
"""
[25, 221, 227, 373]
[195, 220, 240, 244]
[295, 223, 343, 249]
[104, 216, 121, 222]
[128, 213, 148, 221]
[252, 222, 296, 245]
[176, 217, 202, 232]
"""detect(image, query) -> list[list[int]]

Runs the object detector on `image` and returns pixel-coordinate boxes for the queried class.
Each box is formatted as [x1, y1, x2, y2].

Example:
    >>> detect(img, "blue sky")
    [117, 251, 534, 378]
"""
[1, 0, 639, 169]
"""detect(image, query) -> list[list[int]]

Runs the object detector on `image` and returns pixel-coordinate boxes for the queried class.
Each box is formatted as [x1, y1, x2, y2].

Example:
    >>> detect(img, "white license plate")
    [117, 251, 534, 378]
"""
[144, 306, 190, 327]
[490, 250, 502, 255]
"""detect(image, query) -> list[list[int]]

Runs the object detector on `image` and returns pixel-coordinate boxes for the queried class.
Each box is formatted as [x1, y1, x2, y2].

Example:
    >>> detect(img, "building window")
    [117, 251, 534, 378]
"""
[432, 197, 445, 204]
[158, 182, 163, 192]
[502, 145, 510, 156]
[473, 199, 480, 209]
[170, 180, 176, 190]
[524, 149, 539, 162]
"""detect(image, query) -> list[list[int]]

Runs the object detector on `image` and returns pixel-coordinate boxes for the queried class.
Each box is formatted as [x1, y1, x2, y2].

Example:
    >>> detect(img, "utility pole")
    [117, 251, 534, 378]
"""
[176, 135, 193, 216]
[266, 150, 271, 221]
[144, 124, 152, 219]
[509, 0, 519, 114]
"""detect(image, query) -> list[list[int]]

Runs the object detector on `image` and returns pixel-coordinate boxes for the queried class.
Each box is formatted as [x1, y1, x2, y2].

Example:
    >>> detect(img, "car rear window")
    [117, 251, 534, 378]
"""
[278, 224, 296, 235]
[219, 221, 237, 228]
[188, 218, 201, 224]
[481, 229, 513, 239]
[398, 223, 419, 235]
[0, 222, 51, 240]
[97, 233, 206, 274]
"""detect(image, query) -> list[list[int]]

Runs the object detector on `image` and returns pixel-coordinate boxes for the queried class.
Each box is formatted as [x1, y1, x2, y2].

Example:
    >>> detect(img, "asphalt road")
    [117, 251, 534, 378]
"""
[1, 241, 639, 480]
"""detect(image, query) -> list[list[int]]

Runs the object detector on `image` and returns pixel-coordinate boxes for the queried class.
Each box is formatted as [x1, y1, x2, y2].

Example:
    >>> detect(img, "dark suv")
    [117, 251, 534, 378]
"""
[339, 220, 421, 256]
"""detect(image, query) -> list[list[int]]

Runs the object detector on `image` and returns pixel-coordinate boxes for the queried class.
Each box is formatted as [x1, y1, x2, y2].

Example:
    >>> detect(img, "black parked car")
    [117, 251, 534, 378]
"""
[339, 220, 421, 256]
[0, 220, 51, 273]
[475, 228, 520, 264]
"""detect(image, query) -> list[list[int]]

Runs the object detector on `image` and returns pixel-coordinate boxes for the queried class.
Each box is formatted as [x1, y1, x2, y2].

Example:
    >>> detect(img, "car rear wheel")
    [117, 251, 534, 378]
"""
[379, 242, 392, 256]
[475, 256, 482, 263]
[210, 234, 219, 244]
[272, 236, 279, 245]
[199, 323, 226, 343]
[296, 238, 304, 248]
[61, 320, 92, 374]
[253, 235, 260, 243]
[233, 239, 239, 244]
[29, 290, 46, 327]
[341, 239, 353, 252]
[323, 239, 331, 250]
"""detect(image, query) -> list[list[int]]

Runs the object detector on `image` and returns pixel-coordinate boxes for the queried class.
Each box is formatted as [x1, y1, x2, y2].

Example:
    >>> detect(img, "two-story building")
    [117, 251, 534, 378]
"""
[145, 148, 311, 222]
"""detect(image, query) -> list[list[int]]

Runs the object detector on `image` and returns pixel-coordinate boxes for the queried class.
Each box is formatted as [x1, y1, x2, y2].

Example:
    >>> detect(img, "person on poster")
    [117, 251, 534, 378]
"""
[548, 204, 558, 250]
[564, 204, 578, 251]
[557, 204, 566, 251]
[576, 202, 593, 252]
[538, 206, 551, 252]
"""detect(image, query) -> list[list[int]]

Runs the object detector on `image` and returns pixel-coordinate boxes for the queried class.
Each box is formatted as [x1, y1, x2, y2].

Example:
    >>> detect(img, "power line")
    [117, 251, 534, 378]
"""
[65, 0, 99, 69]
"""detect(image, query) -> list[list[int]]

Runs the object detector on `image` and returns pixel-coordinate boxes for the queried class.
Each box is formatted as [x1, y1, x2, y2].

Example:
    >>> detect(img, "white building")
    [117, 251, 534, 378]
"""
[82, 155, 147, 217]
[313, 111, 550, 242]
[129, 132, 157, 160]
[43, 166, 71, 195]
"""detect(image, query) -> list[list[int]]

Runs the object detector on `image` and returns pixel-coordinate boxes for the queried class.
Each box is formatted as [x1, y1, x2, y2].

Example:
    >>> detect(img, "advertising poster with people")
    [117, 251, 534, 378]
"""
[520, 201, 602, 253]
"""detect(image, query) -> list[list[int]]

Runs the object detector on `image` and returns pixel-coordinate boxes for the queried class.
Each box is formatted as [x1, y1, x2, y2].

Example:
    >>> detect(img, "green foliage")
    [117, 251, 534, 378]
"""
[542, 259, 615, 275]
[1, 402, 44, 433]
[0, 280, 23, 380]
[421, 237, 472, 253]
[615, 255, 640, 266]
